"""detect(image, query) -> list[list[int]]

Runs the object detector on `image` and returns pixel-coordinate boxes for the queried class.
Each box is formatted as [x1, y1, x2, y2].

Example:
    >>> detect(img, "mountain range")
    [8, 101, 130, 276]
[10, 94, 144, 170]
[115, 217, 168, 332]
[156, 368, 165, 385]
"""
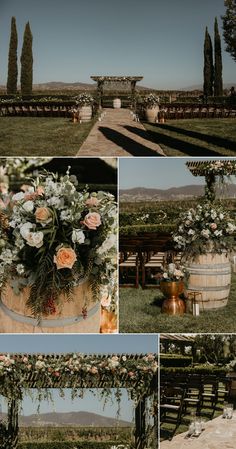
[0, 82, 235, 92]
[0, 411, 131, 427]
[120, 184, 236, 201]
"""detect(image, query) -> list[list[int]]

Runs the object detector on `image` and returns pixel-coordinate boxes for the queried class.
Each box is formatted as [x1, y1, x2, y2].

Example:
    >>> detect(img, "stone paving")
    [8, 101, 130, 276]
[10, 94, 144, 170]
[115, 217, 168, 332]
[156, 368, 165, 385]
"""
[160, 413, 236, 449]
[77, 108, 165, 157]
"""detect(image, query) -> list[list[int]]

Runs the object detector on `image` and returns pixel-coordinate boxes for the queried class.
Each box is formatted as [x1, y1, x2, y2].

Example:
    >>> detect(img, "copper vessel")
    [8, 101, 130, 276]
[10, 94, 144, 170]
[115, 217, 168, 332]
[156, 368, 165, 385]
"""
[160, 281, 186, 316]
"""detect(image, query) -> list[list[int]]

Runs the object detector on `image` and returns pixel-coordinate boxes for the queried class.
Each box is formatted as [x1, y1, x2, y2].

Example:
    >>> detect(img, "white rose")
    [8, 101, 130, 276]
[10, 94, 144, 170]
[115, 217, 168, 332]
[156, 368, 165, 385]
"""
[20, 222, 33, 239]
[12, 192, 25, 201]
[201, 229, 210, 238]
[22, 200, 34, 212]
[72, 229, 85, 244]
[25, 231, 44, 248]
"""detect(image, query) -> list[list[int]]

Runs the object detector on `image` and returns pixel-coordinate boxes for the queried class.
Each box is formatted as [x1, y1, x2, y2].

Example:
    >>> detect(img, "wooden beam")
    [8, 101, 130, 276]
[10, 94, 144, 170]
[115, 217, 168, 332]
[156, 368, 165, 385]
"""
[135, 397, 146, 449]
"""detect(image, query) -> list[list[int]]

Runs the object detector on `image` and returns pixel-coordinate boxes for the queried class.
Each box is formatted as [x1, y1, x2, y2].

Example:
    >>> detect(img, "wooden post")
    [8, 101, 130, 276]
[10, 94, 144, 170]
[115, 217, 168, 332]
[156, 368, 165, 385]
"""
[6, 399, 19, 449]
[97, 80, 104, 110]
[135, 397, 146, 449]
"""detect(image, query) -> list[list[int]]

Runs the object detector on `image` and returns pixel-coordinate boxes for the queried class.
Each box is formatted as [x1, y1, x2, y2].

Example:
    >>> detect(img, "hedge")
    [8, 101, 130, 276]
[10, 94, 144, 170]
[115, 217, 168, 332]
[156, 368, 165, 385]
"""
[19, 441, 127, 449]
[160, 355, 193, 367]
[161, 364, 228, 375]
[119, 224, 175, 236]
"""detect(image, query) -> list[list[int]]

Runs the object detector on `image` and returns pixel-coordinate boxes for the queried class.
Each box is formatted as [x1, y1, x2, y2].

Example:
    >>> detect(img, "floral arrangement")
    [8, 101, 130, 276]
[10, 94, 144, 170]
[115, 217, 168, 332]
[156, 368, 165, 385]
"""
[0, 169, 117, 319]
[0, 352, 157, 404]
[143, 93, 159, 108]
[173, 202, 236, 259]
[160, 262, 185, 282]
[74, 93, 94, 106]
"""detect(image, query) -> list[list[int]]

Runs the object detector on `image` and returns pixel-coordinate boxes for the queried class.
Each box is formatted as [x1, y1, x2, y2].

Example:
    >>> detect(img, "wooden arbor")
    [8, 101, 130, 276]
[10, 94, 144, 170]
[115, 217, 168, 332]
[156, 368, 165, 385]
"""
[91, 76, 143, 109]
[186, 160, 236, 202]
[0, 352, 158, 449]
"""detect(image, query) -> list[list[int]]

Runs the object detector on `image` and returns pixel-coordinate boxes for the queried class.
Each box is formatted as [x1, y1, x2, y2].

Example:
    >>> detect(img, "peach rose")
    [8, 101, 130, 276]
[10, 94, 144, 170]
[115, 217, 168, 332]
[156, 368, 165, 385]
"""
[86, 197, 100, 207]
[54, 247, 77, 270]
[82, 212, 101, 230]
[35, 207, 52, 224]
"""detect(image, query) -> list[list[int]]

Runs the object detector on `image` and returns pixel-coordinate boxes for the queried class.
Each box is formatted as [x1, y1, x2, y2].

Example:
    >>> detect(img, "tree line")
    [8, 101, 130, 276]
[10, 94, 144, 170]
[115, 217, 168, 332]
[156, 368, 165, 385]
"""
[7, 17, 33, 96]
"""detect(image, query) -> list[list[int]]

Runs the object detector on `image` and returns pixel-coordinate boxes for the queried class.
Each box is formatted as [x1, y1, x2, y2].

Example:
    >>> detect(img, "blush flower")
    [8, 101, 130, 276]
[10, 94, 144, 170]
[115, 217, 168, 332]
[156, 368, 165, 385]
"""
[86, 196, 100, 207]
[35, 207, 53, 225]
[82, 212, 101, 230]
[54, 247, 77, 270]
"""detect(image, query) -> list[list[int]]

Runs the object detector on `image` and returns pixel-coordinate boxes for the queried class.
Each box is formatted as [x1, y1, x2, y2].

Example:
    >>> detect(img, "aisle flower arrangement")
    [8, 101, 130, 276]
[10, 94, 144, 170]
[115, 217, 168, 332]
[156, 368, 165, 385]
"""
[0, 169, 117, 319]
[159, 263, 185, 282]
[143, 93, 160, 108]
[173, 202, 236, 259]
[74, 93, 95, 106]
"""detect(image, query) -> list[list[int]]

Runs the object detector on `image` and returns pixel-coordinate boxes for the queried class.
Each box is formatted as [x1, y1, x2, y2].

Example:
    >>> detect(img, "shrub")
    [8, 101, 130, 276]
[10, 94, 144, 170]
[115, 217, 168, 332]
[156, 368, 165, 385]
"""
[160, 354, 193, 367]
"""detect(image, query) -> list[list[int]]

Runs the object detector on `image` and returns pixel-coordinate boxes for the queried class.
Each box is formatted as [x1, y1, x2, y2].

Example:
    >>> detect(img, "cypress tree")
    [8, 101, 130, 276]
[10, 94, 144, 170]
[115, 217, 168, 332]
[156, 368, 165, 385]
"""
[7, 17, 18, 95]
[203, 27, 214, 98]
[20, 21, 33, 96]
[222, 0, 236, 62]
[214, 18, 223, 97]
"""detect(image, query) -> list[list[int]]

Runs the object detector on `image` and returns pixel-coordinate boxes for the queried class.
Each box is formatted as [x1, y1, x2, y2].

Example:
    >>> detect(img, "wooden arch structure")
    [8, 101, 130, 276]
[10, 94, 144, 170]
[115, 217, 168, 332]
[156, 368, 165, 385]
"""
[0, 352, 158, 449]
[91, 76, 143, 109]
[186, 160, 236, 201]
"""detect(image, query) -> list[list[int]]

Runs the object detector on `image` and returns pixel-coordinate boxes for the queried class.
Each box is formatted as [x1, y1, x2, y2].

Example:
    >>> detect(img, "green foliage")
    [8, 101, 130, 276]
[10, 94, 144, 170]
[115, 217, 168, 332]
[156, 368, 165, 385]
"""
[214, 18, 223, 96]
[204, 27, 214, 97]
[120, 224, 175, 236]
[7, 17, 18, 95]
[160, 354, 193, 367]
[20, 22, 33, 95]
[222, 0, 236, 62]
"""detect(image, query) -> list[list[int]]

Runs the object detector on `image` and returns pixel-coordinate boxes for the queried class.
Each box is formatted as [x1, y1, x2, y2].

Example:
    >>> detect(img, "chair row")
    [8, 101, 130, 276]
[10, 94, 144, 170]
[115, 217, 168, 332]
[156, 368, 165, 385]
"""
[119, 250, 181, 288]
[160, 373, 230, 438]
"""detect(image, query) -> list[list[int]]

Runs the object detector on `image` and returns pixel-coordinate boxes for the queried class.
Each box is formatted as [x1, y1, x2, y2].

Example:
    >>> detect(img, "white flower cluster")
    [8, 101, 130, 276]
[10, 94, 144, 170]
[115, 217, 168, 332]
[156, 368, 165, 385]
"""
[74, 93, 94, 106]
[162, 263, 185, 282]
[173, 203, 236, 253]
[143, 93, 160, 108]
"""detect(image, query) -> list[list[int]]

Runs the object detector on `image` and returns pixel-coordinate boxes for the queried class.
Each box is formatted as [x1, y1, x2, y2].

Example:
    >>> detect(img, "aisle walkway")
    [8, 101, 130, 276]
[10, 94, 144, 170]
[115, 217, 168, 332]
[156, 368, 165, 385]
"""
[161, 413, 236, 449]
[78, 108, 165, 157]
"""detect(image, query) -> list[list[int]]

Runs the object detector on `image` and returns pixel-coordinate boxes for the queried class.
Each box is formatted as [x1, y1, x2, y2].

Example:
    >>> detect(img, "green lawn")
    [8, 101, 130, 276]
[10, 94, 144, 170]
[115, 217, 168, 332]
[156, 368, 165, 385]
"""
[143, 118, 236, 156]
[0, 117, 95, 155]
[119, 274, 236, 333]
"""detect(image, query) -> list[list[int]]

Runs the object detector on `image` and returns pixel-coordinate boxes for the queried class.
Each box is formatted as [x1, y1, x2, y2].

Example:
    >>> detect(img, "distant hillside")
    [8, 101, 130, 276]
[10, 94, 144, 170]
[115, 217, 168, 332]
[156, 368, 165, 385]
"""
[120, 184, 236, 201]
[0, 411, 132, 427]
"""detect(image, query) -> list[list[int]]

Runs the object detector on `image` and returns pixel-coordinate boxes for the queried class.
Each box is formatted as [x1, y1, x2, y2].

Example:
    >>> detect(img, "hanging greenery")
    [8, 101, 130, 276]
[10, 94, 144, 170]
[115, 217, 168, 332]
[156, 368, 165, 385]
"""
[0, 353, 157, 404]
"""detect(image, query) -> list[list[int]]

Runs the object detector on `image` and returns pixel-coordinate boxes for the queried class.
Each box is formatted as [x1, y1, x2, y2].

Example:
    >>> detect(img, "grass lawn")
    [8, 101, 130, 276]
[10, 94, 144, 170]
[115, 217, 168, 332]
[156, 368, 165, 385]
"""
[143, 118, 236, 156]
[119, 274, 236, 333]
[0, 117, 96, 155]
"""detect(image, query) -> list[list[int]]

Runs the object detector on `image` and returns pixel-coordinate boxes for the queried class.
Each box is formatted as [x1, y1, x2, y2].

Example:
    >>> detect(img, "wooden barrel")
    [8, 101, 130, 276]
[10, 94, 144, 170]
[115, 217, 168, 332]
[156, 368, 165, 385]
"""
[0, 279, 101, 333]
[80, 105, 92, 122]
[113, 98, 121, 109]
[145, 106, 159, 123]
[186, 252, 231, 310]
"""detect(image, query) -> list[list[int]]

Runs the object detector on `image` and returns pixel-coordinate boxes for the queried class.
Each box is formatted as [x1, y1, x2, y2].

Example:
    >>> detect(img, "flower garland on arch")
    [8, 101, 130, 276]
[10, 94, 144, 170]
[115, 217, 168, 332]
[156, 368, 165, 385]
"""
[0, 353, 158, 406]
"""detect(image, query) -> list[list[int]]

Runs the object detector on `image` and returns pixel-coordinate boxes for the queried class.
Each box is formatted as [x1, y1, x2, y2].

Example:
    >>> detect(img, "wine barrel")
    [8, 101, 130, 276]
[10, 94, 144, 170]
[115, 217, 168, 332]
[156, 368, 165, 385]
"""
[113, 98, 121, 109]
[145, 106, 159, 123]
[80, 105, 92, 122]
[0, 280, 100, 333]
[186, 252, 231, 310]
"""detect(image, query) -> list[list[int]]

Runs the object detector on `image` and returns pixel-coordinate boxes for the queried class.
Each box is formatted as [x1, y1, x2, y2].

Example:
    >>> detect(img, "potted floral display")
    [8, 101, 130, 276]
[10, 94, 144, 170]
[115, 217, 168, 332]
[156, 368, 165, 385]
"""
[159, 262, 186, 315]
[173, 202, 236, 310]
[0, 169, 117, 333]
[73, 93, 95, 122]
[143, 93, 160, 123]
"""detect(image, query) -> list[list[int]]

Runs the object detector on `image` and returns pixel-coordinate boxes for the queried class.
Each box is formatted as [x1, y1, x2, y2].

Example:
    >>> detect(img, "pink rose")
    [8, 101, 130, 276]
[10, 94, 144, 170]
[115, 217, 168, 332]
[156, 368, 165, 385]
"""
[86, 197, 100, 207]
[82, 212, 101, 230]
[54, 247, 77, 270]
[210, 223, 217, 230]
[101, 294, 112, 308]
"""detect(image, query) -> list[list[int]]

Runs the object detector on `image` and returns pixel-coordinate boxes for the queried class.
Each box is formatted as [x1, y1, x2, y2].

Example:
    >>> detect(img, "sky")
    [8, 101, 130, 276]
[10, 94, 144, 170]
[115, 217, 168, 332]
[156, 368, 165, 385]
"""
[119, 157, 236, 189]
[0, 0, 235, 89]
[0, 335, 158, 419]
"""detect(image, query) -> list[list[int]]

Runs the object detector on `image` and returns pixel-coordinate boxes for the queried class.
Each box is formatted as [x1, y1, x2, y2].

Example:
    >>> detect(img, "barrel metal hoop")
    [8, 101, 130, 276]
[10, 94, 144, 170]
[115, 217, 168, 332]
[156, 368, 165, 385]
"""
[0, 299, 100, 328]
[188, 285, 230, 292]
